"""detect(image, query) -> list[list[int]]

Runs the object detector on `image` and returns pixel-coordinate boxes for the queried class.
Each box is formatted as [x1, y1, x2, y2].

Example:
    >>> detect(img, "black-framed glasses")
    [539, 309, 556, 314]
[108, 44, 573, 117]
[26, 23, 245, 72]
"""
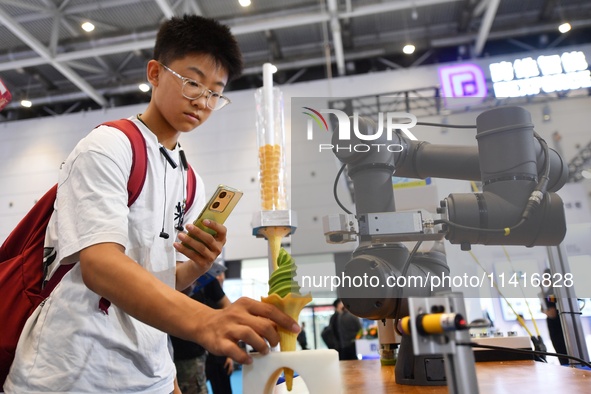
[159, 63, 231, 111]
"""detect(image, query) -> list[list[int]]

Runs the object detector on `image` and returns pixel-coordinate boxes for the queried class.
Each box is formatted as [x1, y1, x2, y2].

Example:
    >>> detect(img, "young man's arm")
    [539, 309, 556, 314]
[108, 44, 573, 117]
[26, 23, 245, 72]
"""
[79, 242, 299, 365]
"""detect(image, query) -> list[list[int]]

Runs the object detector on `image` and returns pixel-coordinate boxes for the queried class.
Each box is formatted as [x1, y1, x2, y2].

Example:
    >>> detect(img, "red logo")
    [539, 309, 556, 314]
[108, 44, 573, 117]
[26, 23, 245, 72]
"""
[0, 78, 13, 111]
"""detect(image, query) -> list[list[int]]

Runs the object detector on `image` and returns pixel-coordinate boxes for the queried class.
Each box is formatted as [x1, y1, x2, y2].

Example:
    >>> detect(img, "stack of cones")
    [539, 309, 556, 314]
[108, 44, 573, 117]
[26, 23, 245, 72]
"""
[261, 292, 312, 391]
[258, 144, 286, 211]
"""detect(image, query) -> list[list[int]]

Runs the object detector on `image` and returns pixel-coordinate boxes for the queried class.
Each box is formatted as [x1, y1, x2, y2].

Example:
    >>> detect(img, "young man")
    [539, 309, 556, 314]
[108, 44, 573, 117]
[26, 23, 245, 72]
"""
[4, 15, 299, 393]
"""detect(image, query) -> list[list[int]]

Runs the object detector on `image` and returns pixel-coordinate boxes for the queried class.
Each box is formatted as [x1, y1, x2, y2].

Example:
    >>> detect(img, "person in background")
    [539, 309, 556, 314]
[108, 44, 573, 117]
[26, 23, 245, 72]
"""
[4, 15, 299, 394]
[321, 299, 342, 351]
[335, 300, 362, 360]
[297, 322, 309, 350]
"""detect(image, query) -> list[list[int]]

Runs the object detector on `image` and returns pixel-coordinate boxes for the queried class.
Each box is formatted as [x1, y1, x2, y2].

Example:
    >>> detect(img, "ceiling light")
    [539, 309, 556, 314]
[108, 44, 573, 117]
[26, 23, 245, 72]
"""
[138, 83, 150, 92]
[558, 22, 571, 33]
[238, 0, 251, 7]
[81, 21, 95, 32]
[403, 44, 416, 55]
[20, 99, 32, 108]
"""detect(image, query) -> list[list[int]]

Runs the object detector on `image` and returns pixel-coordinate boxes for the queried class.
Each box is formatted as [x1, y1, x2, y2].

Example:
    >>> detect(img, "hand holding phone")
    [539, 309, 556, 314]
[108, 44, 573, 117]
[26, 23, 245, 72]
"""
[182, 185, 243, 250]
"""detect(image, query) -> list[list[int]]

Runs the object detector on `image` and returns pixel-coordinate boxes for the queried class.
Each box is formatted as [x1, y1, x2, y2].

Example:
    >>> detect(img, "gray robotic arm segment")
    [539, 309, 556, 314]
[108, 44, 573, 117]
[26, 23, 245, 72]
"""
[394, 140, 481, 182]
[442, 106, 566, 247]
[339, 242, 451, 320]
[444, 189, 566, 247]
[393, 134, 567, 192]
[331, 116, 399, 216]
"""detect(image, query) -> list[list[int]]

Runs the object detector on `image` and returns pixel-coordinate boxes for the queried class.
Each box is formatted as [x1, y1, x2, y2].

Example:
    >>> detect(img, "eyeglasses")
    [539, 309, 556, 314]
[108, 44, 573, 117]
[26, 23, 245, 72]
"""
[159, 63, 231, 111]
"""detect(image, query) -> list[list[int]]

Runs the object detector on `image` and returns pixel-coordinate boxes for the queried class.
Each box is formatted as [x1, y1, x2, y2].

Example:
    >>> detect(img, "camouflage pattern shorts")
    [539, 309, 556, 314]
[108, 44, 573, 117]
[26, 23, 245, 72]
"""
[175, 353, 208, 394]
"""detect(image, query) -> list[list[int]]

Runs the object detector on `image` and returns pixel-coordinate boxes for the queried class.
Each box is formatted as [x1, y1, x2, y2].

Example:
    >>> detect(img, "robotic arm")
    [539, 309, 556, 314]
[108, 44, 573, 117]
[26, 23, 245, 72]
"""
[325, 106, 569, 390]
[329, 105, 568, 317]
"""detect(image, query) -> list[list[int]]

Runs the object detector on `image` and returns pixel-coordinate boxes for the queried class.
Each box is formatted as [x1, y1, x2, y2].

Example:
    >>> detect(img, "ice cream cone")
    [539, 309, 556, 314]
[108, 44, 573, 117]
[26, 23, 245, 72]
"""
[261, 292, 312, 391]
[258, 226, 291, 270]
[261, 293, 312, 348]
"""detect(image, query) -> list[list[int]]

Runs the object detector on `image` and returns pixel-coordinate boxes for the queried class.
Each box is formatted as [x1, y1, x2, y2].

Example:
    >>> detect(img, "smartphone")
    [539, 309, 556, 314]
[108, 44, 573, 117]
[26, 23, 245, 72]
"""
[182, 184, 243, 248]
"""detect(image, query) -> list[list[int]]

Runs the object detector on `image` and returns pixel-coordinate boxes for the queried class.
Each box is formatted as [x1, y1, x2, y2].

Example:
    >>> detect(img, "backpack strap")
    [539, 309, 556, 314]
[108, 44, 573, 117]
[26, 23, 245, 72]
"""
[104, 119, 196, 211]
[185, 164, 197, 213]
[101, 119, 147, 206]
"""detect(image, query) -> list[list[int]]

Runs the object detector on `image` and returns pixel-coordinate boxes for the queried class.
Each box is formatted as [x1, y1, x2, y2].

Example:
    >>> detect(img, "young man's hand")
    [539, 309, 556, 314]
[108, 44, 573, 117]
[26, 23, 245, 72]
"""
[174, 220, 226, 290]
[194, 297, 300, 365]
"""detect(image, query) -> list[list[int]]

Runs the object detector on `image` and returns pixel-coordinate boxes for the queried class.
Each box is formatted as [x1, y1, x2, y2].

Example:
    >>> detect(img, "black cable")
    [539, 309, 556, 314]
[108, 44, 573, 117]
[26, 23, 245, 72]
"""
[159, 161, 169, 239]
[333, 162, 353, 215]
[434, 217, 526, 234]
[330, 122, 475, 214]
[535, 132, 551, 187]
[416, 122, 476, 129]
[393, 240, 423, 336]
[400, 240, 423, 284]
[460, 342, 591, 369]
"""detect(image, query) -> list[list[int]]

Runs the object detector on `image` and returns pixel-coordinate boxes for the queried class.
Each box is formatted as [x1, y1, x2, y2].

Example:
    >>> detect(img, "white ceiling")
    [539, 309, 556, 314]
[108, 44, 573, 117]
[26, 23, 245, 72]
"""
[0, 0, 590, 120]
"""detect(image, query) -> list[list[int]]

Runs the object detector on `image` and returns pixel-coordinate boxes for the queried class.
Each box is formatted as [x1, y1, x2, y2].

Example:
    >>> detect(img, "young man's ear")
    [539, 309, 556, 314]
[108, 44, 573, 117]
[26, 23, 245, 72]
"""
[146, 60, 161, 87]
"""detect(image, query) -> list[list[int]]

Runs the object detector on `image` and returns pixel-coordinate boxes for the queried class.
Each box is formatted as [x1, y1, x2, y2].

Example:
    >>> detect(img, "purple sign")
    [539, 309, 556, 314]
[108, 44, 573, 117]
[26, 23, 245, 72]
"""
[439, 63, 487, 99]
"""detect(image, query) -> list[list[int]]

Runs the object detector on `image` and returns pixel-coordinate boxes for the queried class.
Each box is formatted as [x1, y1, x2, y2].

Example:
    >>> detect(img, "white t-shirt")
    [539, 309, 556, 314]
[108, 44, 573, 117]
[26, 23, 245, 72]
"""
[5, 117, 205, 393]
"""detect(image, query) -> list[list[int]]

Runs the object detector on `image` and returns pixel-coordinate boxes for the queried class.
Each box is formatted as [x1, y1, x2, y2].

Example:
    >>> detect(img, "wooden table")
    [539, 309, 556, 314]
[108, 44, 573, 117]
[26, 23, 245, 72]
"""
[340, 360, 591, 393]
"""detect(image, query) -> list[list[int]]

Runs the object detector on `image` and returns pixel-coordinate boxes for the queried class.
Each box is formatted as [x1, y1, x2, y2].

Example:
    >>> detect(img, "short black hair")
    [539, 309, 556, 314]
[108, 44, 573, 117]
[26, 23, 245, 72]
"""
[153, 15, 243, 82]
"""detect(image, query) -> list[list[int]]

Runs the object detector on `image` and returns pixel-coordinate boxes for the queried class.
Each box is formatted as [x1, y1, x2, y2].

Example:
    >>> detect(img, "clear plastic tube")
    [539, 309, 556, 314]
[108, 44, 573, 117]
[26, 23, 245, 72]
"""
[255, 86, 287, 211]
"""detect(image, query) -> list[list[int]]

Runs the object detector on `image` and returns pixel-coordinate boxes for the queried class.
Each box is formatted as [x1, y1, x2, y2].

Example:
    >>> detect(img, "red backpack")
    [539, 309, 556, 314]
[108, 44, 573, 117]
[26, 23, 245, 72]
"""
[0, 119, 197, 388]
